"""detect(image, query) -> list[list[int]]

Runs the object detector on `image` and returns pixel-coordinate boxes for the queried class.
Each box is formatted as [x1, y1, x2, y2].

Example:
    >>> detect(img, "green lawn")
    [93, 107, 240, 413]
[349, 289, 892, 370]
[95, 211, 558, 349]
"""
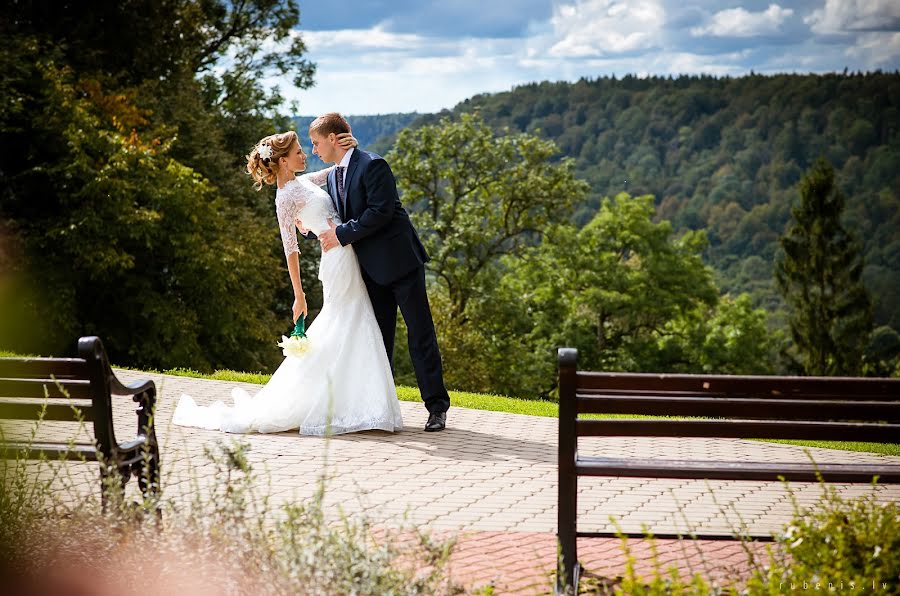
[760, 439, 900, 457]
[160, 366, 562, 416]
[157, 366, 899, 457]
[3, 351, 897, 457]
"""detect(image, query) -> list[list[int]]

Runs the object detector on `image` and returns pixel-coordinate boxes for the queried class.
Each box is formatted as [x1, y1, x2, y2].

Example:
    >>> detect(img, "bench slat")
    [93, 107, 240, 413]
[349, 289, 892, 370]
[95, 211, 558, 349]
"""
[0, 379, 95, 399]
[579, 388, 731, 398]
[576, 371, 900, 398]
[576, 530, 775, 541]
[0, 358, 88, 379]
[576, 394, 900, 421]
[0, 399, 95, 422]
[575, 456, 900, 483]
[0, 442, 98, 461]
[576, 388, 895, 401]
[576, 419, 900, 442]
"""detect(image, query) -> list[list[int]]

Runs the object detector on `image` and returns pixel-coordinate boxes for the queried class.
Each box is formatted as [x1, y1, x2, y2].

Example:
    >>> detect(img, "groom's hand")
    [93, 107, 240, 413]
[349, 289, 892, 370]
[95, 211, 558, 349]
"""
[319, 219, 340, 252]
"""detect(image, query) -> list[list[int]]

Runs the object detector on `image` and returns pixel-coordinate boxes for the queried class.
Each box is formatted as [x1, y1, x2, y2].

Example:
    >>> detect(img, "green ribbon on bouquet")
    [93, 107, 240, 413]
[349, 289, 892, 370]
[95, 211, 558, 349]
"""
[290, 315, 307, 338]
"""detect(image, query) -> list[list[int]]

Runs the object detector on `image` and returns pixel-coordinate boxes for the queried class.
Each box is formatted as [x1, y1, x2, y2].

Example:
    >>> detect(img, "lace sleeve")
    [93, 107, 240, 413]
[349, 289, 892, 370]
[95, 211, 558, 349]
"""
[277, 201, 300, 258]
[276, 183, 308, 258]
[300, 165, 335, 187]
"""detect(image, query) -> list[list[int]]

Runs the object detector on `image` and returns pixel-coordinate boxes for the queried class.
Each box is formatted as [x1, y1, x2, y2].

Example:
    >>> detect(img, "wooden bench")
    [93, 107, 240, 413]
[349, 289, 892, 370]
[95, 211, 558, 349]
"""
[556, 347, 900, 592]
[0, 336, 160, 506]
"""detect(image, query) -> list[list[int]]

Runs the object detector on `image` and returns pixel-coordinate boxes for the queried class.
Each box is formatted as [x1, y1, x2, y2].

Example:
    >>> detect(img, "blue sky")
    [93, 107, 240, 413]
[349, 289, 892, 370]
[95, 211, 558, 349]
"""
[270, 0, 900, 115]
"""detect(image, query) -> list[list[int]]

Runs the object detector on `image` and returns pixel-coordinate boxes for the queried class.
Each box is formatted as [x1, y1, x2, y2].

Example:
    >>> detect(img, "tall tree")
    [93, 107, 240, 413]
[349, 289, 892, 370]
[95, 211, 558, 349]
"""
[493, 193, 722, 395]
[0, 1, 315, 371]
[385, 113, 588, 393]
[388, 112, 589, 318]
[775, 158, 873, 375]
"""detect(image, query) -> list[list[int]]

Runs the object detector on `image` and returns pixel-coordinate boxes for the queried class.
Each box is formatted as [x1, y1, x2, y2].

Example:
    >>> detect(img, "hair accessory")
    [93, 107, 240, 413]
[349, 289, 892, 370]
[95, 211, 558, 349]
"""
[258, 144, 273, 160]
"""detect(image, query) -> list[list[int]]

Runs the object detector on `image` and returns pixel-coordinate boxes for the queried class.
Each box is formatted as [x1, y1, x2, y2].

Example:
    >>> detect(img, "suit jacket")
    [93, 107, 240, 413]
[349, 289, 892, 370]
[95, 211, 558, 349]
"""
[323, 150, 428, 285]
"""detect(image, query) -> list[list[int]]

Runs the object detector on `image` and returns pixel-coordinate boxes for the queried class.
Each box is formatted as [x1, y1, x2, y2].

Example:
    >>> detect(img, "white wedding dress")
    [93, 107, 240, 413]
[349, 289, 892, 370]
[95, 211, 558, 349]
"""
[172, 166, 403, 435]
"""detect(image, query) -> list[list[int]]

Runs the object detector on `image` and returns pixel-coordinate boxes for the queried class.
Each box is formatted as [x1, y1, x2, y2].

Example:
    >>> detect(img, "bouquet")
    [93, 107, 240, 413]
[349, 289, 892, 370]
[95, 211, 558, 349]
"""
[277, 316, 310, 358]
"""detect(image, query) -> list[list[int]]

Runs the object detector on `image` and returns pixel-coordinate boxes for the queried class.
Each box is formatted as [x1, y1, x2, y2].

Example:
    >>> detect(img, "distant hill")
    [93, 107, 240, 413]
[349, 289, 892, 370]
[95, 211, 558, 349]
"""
[291, 113, 419, 170]
[292, 74, 900, 335]
[414, 73, 900, 332]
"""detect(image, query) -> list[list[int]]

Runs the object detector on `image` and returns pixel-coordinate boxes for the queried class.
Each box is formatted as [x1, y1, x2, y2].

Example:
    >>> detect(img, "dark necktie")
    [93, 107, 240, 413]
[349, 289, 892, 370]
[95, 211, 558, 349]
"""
[335, 166, 346, 217]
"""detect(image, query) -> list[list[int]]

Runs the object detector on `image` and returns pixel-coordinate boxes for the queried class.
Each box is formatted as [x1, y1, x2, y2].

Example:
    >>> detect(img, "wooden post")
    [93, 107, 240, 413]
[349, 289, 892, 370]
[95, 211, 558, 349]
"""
[557, 348, 579, 593]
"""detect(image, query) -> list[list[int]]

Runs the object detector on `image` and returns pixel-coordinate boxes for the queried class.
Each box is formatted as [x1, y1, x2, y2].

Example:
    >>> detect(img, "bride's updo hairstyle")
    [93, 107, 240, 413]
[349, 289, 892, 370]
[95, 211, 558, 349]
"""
[246, 130, 299, 190]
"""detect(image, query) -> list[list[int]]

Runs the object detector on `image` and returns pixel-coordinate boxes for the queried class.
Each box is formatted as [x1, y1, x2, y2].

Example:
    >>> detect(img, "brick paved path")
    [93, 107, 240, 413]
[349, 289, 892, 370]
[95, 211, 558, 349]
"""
[6, 370, 900, 593]
[446, 532, 773, 593]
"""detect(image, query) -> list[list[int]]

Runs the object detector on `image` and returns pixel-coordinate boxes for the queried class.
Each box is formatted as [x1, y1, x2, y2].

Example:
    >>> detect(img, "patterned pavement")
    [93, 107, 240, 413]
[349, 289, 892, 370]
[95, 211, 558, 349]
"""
[5, 369, 900, 593]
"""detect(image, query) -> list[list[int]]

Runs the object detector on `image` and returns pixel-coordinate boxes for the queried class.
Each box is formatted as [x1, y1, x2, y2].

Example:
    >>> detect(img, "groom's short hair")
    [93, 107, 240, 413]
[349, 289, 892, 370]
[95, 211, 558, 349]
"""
[309, 112, 350, 137]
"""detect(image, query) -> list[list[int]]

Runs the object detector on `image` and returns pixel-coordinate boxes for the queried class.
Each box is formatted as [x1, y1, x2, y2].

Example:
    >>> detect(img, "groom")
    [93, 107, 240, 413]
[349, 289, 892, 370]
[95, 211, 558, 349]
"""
[307, 112, 450, 432]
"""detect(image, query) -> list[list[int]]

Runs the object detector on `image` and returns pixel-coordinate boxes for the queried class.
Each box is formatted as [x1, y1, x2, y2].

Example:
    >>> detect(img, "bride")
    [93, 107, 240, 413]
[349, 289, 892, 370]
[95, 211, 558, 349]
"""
[173, 131, 404, 435]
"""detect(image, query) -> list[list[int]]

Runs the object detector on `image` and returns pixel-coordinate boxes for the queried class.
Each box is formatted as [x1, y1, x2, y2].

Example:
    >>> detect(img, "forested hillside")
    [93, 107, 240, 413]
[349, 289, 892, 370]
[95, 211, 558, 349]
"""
[410, 74, 900, 333]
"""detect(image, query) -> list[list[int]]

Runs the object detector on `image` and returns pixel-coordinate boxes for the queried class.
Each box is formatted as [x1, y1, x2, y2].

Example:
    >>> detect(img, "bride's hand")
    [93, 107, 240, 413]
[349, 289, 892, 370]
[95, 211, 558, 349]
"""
[336, 132, 358, 148]
[292, 293, 308, 322]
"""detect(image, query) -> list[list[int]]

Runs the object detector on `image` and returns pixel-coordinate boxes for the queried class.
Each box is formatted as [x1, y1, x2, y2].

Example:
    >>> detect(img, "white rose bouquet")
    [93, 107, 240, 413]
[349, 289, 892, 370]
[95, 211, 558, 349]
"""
[277, 316, 310, 358]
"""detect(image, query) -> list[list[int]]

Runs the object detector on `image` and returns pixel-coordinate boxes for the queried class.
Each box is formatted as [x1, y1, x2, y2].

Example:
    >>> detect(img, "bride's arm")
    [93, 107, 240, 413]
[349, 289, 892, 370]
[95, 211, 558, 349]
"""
[300, 164, 335, 187]
[277, 202, 308, 320]
[286, 253, 307, 321]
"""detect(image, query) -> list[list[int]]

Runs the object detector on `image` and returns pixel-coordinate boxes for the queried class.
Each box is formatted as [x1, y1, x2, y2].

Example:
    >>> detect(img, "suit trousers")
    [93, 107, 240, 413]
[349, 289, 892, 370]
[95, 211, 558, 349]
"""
[361, 265, 450, 415]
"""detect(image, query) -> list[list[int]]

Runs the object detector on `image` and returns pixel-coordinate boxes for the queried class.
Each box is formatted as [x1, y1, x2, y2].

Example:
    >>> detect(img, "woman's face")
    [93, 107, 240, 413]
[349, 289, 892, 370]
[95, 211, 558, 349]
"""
[281, 141, 307, 173]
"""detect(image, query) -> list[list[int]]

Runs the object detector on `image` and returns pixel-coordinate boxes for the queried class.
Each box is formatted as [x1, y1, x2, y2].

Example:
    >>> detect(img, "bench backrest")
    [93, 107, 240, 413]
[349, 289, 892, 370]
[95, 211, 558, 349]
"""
[0, 337, 122, 458]
[558, 348, 900, 446]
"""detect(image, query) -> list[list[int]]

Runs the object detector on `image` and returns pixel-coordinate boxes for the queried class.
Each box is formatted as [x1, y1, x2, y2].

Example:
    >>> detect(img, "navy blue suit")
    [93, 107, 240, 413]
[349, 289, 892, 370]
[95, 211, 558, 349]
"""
[317, 150, 450, 415]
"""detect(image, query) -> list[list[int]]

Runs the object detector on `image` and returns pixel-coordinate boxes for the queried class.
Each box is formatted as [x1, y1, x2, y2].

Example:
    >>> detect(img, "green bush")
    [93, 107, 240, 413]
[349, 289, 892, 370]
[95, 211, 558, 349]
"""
[573, 478, 899, 594]
[0, 439, 461, 594]
[747, 481, 900, 594]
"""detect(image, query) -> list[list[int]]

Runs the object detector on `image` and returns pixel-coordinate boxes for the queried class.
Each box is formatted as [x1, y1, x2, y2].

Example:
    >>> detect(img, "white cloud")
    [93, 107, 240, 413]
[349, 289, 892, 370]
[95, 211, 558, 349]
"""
[300, 26, 425, 52]
[846, 31, 900, 65]
[279, 36, 525, 114]
[518, 46, 749, 78]
[660, 51, 749, 75]
[545, 0, 666, 58]
[805, 0, 900, 35]
[269, 1, 900, 114]
[691, 4, 794, 38]
[280, 62, 525, 115]
[390, 48, 500, 76]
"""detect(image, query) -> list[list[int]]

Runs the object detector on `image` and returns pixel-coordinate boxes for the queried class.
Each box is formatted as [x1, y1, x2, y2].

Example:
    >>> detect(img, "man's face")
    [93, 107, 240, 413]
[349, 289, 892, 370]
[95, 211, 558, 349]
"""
[309, 131, 334, 163]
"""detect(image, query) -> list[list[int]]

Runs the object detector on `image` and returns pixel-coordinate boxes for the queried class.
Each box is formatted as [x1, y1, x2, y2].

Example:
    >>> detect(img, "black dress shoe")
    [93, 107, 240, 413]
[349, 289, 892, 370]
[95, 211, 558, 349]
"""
[424, 412, 446, 432]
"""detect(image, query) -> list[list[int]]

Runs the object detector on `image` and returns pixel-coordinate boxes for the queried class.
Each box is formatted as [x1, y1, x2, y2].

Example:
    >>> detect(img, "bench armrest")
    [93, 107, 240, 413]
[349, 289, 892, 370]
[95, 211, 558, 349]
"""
[109, 376, 155, 397]
[118, 434, 149, 452]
